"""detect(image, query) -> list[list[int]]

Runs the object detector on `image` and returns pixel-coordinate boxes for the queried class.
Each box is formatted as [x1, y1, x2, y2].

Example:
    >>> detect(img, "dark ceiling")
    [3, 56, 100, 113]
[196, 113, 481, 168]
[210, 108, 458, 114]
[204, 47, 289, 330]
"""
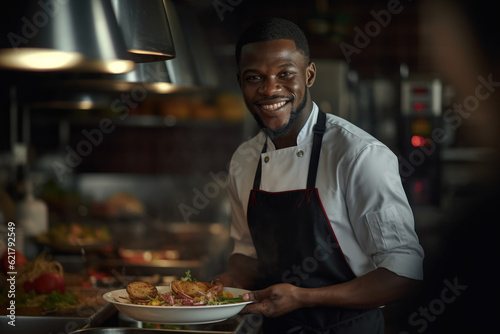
[183, 0, 424, 79]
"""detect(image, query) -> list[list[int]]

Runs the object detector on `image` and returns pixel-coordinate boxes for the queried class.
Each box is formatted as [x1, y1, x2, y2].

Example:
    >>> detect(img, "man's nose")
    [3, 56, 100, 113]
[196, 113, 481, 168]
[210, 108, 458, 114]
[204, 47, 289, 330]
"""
[258, 77, 282, 96]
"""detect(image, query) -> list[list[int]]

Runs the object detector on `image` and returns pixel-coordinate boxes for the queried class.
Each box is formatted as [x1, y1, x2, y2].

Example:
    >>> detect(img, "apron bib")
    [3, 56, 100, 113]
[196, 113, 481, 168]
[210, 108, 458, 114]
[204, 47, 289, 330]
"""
[247, 110, 383, 333]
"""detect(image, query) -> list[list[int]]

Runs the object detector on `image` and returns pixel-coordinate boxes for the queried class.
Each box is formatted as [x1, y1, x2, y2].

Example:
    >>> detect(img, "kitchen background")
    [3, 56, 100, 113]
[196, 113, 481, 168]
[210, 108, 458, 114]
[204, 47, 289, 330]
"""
[0, 0, 499, 333]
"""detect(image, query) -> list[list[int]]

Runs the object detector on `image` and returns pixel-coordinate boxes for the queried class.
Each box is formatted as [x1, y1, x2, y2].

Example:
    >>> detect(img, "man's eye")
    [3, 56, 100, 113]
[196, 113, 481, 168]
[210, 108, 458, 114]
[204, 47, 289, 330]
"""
[279, 71, 294, 78]
[245, 75, 261, 82]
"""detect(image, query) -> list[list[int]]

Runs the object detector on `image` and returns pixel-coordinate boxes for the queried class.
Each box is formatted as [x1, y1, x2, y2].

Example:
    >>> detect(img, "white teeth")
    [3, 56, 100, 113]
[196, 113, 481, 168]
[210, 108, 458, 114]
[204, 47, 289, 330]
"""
[260, 101, 286, 111]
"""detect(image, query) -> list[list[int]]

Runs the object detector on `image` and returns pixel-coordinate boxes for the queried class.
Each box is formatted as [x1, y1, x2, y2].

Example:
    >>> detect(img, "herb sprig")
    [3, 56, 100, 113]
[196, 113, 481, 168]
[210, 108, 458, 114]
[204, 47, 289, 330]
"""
[180, 270, 196, 282]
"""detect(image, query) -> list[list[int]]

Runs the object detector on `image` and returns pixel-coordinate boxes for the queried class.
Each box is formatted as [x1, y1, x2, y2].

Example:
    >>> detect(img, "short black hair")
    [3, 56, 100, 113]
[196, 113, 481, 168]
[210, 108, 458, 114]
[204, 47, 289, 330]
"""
[235, 17, 310, 65]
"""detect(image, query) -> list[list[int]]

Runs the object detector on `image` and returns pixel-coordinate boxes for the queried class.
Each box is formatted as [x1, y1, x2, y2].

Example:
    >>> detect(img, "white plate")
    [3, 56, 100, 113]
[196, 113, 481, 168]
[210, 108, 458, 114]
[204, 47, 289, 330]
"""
[102, 286, 252, 324]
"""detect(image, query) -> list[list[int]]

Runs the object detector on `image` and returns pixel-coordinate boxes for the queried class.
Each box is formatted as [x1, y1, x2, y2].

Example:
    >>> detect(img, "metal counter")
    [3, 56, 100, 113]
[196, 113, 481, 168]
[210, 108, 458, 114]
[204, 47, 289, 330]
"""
[0, 288, 116, 334]
[71, 313, 263, 334]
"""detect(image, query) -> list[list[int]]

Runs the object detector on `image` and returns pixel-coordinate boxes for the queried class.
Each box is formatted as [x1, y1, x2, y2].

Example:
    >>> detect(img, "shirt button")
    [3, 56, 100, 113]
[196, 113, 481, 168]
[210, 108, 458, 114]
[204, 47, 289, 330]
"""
[296, 150, 304, 158]
[264, 156, 270, 163]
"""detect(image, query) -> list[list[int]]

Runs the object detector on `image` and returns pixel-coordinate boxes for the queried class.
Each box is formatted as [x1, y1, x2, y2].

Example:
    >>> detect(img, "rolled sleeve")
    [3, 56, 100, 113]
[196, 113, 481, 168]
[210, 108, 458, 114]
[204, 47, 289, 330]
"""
[373, 251, 424, 280]
[228, 158, 257, 259]
[365, 206, 424, 279]
[346, 144, 424, 280]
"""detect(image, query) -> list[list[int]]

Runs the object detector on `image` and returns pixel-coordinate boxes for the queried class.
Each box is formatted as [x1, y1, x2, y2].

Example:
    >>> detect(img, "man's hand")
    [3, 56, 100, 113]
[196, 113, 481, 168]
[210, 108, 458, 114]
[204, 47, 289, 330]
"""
[238, 268, 418, 318]
[240, 283, 303, 317]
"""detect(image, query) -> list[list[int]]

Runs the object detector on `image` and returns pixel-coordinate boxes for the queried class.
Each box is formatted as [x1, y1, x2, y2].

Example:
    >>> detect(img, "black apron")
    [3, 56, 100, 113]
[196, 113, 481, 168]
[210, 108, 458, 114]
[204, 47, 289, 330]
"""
[247, 110, 384, 334]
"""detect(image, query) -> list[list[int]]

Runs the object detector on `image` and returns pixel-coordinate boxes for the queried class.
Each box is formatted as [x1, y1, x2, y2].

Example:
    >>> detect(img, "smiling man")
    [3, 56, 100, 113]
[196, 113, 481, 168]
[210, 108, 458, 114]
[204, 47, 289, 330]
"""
[214, 18, 424, 333]
[237, 37, 314, 147]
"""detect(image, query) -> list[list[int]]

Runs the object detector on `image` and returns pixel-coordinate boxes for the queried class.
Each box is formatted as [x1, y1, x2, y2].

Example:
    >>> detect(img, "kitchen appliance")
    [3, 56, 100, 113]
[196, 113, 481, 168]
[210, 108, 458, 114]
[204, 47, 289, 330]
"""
[0, 0, 134, 73]
[111, 0, 175, 62]
[400, 78, 443, 206]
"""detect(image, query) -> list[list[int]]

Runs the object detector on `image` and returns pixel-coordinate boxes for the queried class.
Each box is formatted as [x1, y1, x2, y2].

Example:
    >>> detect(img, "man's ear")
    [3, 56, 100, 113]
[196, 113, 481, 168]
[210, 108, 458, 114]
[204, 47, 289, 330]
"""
[306, 62, 316, 88]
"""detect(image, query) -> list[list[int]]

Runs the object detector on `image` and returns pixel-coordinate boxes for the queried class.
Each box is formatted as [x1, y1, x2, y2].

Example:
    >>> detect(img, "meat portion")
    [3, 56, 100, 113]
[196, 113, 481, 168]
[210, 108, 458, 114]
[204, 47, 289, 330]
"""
[126, 281, 158, 301]
[170, 280, 216, 298]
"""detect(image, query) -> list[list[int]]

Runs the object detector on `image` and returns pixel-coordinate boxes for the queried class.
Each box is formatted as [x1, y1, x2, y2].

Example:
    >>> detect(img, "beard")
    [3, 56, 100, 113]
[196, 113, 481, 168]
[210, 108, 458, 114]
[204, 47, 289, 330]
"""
[252, 88, 309, 139]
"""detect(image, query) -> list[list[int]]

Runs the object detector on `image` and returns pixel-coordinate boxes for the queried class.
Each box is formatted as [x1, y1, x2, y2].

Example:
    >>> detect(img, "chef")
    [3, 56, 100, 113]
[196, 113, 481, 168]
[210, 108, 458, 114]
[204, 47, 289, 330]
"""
[213, 17, 424, 333]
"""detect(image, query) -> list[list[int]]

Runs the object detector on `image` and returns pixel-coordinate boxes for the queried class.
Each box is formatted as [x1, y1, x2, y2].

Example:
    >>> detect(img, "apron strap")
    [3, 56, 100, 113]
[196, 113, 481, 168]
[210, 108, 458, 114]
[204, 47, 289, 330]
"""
[252, 110, 327, 190]
[252, 141, 267, 190]
[307, 110, 326, 189]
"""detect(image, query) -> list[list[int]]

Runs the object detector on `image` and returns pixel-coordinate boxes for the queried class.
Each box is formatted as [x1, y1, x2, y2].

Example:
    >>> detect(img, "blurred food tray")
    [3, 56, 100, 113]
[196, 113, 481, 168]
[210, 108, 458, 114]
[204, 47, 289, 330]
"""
[0, 287, 116, 334]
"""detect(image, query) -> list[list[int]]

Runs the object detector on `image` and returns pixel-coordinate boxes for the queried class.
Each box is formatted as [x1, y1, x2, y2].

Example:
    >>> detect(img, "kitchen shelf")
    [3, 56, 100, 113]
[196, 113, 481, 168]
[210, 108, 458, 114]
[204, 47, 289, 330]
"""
[30, 111, 244, 128]
[441, 147, 497, 162]
[68, 115, 244, 128]
[96, 258, 207, 279]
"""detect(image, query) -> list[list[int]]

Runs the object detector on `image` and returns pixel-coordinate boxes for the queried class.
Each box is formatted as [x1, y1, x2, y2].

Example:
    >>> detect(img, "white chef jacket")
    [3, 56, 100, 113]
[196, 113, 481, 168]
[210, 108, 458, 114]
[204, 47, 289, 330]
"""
[228, 103, 424, 280]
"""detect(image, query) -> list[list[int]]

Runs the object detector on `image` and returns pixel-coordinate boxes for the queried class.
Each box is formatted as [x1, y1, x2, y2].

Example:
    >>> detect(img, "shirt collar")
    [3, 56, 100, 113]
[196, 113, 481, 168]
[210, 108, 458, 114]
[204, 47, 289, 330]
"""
[296, 102, 319, 145]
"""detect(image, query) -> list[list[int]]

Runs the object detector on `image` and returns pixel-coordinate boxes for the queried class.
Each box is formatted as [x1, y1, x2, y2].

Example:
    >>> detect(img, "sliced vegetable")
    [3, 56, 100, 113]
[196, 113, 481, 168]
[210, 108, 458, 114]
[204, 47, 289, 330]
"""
[181, 298, 194, 306]
[162, 294, 175, 306]
[193, 300, 207, 306]
[176, 291, 192, 299]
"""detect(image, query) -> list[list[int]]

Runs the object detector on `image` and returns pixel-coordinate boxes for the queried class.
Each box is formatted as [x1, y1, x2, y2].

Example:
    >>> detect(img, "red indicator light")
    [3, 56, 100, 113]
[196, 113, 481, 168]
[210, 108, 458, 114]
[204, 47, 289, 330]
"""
[414, 181, 424, 193]
[413, 102, 427, 112]
[411, 135, 425, 147]
[413, 88, 428, 95]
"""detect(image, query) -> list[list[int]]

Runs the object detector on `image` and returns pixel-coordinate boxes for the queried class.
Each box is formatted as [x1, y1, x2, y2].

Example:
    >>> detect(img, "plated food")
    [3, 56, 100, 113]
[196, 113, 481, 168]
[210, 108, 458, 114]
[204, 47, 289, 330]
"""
[124, 271, 243, 306]
[103, 271, 252, 324]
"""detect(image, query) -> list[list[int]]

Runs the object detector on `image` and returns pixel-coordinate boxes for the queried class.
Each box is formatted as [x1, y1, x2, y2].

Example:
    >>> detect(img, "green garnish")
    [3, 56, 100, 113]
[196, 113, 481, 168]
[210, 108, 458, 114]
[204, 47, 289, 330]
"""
[207, 297, 244, 305]
[219, 297, 245, 303]
[181, 270, 196, 282]
[144, 293, 156, 301]
[40, 291, 78, 310]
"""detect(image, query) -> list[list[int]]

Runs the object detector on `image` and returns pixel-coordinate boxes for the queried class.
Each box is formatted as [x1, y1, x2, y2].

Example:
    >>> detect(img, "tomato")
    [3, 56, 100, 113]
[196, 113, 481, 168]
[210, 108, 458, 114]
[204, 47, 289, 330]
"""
[0, 250, 27, 273]
[34, 273, 66, 294]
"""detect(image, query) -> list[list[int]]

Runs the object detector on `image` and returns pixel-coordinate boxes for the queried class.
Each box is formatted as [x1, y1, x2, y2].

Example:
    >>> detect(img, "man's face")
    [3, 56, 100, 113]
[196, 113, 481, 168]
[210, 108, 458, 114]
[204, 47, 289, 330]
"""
[237, 39, 316, 139]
